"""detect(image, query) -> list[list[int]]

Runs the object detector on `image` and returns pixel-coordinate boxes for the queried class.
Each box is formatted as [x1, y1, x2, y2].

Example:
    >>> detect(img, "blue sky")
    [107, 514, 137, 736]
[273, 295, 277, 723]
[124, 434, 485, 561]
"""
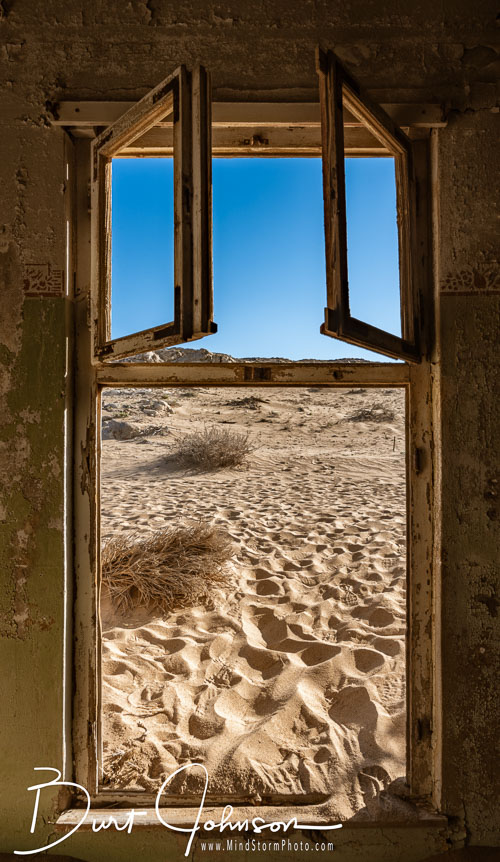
[111, 156, 401, 360]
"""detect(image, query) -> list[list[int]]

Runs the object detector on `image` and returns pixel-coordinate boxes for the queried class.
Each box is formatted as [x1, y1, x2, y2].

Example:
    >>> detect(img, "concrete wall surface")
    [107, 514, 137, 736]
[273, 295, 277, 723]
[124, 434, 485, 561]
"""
[0, 1, 498, 859]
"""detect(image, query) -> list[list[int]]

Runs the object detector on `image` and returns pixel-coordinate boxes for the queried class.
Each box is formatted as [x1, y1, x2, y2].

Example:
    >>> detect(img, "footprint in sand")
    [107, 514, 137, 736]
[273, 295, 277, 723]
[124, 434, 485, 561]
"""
[127, 684, 164, 708]
[357, 763, 392, 801]
[100, 386, 407, 803]
[252, 610, 289, 646]
[288, 622, 316, 641]
[103, 702, 123, 714]
[254, 567, 275, 580]
[372, 636, 401, 657]
[189, 686, 226, 740]
[328, 685, 379, 728]
[378, 674, 405, 709]
[162, 652, 191, 676]
[148, 754, 167, 779]
[295, 705, 331, 746]
[314, 746, 332, 764]
[301, 643, 341, 666]
[251, 610, 341, 666]
[283, 560, 301, 572]
[212, 688, 254, 724]
[239, 644, 285, 680]
[205, 661, 242, 688]
[105, 660, 137, 679]
[368, 607, 396, 627]
[206, 632, 234, 662]
[352, 605, 395, 628]
[365, 571, 384, 582]
[255, 578, 283, 596]
[354, 648, 386, 673]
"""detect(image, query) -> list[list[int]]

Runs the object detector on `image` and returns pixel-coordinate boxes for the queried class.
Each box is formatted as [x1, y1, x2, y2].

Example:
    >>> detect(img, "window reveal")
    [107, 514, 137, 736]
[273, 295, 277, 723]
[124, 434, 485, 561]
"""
[70, 49, 436, 817]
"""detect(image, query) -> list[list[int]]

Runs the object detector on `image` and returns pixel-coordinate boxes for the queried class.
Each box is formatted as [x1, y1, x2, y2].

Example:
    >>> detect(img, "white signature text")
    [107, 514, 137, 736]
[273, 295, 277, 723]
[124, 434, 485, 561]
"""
[15, 764, 342, 857]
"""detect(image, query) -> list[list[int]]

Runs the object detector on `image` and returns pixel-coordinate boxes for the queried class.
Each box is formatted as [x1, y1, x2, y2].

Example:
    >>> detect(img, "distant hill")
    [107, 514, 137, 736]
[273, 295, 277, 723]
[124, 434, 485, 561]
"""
[120, 347, 369, 364]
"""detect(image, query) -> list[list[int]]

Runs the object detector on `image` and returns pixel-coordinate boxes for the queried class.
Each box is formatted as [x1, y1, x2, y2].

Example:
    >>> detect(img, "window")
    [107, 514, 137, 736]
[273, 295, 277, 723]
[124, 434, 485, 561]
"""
[317, 49, 420, 362]
[98, 383, 408, 814]
[91, 65, 215, 361]
[68, 52, 437, 826]
[91, 52, 424, 366]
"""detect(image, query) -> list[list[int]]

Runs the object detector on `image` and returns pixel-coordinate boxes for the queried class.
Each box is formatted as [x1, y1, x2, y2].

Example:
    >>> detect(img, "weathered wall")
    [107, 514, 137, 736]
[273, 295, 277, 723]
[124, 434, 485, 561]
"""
[437, 108, 500, 846]
[0, 64, 72, 850]
[0, 0, 498, 859]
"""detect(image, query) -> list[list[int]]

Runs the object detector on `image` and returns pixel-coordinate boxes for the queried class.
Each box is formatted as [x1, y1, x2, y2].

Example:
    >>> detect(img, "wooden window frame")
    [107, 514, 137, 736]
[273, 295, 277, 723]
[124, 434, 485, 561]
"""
[91, 64, 216, 363]
[317, 49, 421, 363]
[68, 95, 439, 830]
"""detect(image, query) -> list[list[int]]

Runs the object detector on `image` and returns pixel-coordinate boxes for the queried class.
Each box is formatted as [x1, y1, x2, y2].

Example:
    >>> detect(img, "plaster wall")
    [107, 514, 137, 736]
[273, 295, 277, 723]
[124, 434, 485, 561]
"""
[436, 109, 499, 845]
[0, 1, 498, 859]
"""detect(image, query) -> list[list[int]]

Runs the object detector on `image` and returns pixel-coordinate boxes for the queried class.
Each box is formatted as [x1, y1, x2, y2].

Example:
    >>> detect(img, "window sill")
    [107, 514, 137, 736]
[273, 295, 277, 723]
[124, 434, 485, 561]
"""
[55, 801, 447, 832]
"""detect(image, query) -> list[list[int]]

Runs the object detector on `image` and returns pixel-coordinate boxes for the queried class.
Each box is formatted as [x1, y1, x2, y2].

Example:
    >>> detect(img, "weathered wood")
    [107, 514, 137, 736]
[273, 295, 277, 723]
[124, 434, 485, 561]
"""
[56, 804, 446, 830]
[100, 158, 112, 347]
[95, 361, 410, 387]
[91, 65, 216, 362]
[192, 65, 215, 335]
[54, 100, 447, 128]
[341, 78, 418, 353]
[76, 69, 436, 818]
[177, 66, 194, 342]
[115, 123, 388, 156]
[62, 134, 75, 783]
[317, 48, 349, 327]
[74, 140, 100, 795]
[406, 141, 438, 803]
[92, 83, 175, 158]
[78, 354, 439, 813]
[322, 313, 420, 363]
[317, 48, 421, 364]
[96, 321, 207, 361]
[407, 361, 438, 800]
[411, 139, 433, 359]
[342, 84, 410, 157]
[91, 68, 182, 360]
[396, 148, 415, 347]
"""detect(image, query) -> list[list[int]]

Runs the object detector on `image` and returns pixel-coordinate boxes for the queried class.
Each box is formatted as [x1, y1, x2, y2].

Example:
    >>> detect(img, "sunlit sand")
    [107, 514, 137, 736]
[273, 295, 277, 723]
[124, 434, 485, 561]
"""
[100, 378, 406, 818]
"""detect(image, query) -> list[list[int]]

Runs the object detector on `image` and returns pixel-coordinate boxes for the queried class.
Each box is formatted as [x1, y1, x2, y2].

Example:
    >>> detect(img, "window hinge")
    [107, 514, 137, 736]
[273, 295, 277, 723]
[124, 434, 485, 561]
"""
[242, 134, 269, 147]
[413, 446, 425, 474]
[417, 716, 432, 741]
[244, 366, 272, 382]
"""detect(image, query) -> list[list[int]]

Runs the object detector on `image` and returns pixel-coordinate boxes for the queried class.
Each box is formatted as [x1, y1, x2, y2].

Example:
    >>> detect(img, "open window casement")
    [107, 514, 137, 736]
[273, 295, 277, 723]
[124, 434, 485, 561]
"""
[317, 48, 421, 362]
[91, 64, 216, 362]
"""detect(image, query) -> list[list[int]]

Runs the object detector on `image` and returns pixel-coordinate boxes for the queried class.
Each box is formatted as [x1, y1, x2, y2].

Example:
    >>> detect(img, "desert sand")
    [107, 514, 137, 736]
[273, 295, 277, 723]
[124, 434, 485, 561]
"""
[100, 378, 407, 818]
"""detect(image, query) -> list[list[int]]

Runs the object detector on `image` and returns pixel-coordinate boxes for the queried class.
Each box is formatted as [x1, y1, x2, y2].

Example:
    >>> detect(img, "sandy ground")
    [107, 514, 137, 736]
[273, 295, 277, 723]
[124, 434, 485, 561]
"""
[100, 384, 406, 817]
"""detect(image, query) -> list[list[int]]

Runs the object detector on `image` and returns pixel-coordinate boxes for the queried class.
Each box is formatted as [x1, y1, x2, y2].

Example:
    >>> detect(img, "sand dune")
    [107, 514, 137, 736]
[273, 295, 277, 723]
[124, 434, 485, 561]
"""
[100, 385, 406, 818]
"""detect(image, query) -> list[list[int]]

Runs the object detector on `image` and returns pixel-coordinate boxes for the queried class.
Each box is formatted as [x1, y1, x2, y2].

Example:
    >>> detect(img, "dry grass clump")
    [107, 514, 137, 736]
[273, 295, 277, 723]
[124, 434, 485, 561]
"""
[225, 395, 267, 409]
[101, 523, 233, 615]
[348, 405, 395, 423]
[176, 425, 253, 471]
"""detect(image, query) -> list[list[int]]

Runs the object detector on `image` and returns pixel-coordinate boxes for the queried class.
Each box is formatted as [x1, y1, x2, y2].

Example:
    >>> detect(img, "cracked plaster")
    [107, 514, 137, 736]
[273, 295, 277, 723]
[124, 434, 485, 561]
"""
[0, 0, 498, 858]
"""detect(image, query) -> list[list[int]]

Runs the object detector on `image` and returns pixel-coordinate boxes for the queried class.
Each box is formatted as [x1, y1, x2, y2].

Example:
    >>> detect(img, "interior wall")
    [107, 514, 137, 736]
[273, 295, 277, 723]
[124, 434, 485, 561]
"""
[437, 108, 499, 845]
[0, 1, 498, 858]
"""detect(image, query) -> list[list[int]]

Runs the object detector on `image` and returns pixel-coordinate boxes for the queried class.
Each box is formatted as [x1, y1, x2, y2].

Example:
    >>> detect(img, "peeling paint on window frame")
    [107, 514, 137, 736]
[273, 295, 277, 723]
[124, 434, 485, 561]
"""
[70, 91, 440, 827]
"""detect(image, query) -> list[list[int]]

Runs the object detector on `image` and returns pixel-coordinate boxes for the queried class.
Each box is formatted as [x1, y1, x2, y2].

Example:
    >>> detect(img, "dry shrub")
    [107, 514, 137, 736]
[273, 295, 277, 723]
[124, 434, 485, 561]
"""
[348, 405, 395, 423]
[225, 395, 267, 409]
[176, 425, 253, 471]
[101, 523, 233, 615]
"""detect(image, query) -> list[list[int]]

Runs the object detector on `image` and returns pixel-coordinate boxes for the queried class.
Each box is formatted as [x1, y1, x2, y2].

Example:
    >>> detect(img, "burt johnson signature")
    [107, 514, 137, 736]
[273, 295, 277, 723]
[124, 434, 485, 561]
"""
[15, 764, 342, 857]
